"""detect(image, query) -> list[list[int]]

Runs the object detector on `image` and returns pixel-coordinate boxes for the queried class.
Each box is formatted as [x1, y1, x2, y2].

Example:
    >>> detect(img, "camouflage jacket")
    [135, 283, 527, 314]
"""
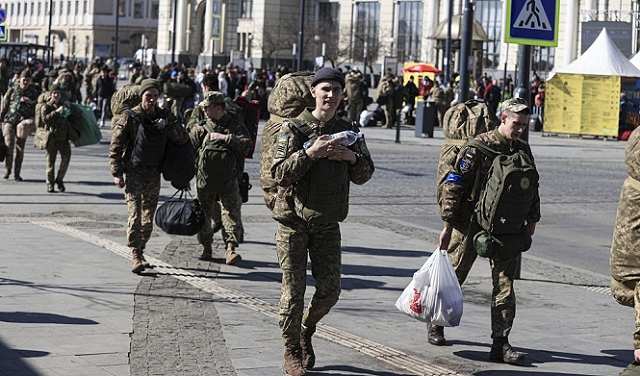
[438, 128, 541, 229]
[41, 99, 81, 143]
[270, 109, 374, 224]
[109, 104, 189, 177]
[0, 84, 40, 125]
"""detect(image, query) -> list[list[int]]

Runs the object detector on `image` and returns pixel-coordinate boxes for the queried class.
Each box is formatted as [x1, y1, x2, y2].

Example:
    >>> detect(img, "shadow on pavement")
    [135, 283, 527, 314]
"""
[343, 246, 429, 259]
[0, 311, 98, 325]
[0, 338, 47, 376]
[311, 364, 413, 375]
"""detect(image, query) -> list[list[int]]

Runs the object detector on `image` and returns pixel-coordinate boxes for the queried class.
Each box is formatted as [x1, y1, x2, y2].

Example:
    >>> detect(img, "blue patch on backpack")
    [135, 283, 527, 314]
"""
[445, 173, 463, 184]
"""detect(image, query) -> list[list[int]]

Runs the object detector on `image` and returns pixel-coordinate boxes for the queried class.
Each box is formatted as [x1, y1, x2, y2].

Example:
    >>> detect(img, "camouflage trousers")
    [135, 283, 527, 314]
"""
[197, 182, 241, 248]
[276, 221, 342, 346]
[210, 197, 244, 243]
[2, 122, 26, 176]
[447, 220, 518, 339]
[384, 105, 398, 128]
[124, 168, 161, 249]
[348, 100, 363, 123]
[45, 140, 71, 187]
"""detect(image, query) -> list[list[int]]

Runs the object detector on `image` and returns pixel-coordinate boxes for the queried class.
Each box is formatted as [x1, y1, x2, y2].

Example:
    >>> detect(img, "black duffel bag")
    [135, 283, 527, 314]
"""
[155, 190, 204, 236]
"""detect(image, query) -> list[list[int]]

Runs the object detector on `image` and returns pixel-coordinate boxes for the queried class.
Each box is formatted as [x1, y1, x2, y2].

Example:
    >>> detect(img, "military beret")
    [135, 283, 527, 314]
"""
[138, 79, 161, 96]
[310, 67, 345, 89]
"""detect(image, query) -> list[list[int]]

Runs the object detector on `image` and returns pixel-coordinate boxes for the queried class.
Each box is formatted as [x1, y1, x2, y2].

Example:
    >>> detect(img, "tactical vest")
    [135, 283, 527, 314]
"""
[126, 109, 167, 168]
[288, 118, 351, 224]
[195, 119, 237, 192]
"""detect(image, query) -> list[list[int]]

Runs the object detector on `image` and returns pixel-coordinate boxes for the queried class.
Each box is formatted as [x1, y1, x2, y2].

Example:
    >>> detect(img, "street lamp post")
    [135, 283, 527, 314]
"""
[171, 0, 178, 64]
[297, 0, 305, 71]
[47, 0, 53, 67]
[115, 1, 120, 69]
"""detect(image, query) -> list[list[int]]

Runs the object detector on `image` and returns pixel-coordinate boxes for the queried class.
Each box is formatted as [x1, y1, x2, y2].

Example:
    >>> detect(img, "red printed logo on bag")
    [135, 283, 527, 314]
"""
[409, 288, 422, 313]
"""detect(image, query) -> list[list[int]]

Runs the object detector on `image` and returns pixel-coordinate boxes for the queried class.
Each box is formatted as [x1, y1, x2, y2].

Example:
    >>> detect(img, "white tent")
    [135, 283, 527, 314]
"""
[545, 28, 640, 137]
[557, 28, 640, 77]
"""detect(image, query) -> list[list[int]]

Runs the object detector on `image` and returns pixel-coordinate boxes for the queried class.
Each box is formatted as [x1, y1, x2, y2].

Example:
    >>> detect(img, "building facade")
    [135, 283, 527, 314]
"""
[0, 0, 158, 66]
[154, 0, 640, 80]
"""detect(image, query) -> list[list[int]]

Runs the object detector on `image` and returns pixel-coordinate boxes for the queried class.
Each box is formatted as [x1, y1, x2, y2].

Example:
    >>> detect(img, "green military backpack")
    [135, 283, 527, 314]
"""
[468, 139, 538, 259]
[195, 120, 237, 192]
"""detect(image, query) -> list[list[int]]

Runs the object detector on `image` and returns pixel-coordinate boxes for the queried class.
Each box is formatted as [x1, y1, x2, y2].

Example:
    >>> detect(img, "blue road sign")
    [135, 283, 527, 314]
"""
[0, 25, 7, 42]
[505, 0, 559, 47]
[0, 9, 6, 24]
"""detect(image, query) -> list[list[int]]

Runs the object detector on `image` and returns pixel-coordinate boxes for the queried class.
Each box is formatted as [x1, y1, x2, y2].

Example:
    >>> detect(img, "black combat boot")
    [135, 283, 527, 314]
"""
[427, 324, 445, 346]
[489, 337, 524, 365]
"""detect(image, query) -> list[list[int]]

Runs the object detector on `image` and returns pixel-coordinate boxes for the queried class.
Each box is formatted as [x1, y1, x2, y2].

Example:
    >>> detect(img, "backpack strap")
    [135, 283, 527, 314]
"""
[202, 119, 215, 134]
[123, 108, 143, 126]
[286, 117, 319, 140]
[465, 138, 500, 201]
[466, 138, 499, 159]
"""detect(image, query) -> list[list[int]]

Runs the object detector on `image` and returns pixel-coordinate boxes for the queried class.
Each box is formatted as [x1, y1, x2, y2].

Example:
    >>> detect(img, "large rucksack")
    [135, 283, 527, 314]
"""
[196, 120, 237, 192]
[259, 71, 315, 211]
[436, 100, 500, 209]
[468, 139, 538, 260]
[110, 84, 141, 127]
[467, 139, 539, 236]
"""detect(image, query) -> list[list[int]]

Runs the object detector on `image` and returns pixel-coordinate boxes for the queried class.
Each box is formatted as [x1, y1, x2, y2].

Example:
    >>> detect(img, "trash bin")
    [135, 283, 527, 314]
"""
[415, 100, 436, 138]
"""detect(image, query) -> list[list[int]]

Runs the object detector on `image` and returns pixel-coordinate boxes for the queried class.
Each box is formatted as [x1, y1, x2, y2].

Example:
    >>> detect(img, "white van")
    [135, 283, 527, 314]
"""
[133, 48, 155, 66]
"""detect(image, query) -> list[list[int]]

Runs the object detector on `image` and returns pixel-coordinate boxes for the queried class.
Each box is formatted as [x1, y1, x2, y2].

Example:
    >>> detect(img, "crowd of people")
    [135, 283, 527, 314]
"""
[9, 55, 640, 376]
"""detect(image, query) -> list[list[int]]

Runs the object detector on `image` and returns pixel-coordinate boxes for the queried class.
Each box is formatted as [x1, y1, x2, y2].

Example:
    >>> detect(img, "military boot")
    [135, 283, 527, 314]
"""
[489, 337, 524, 365]
[199, 244, 213, 260]
[282, 345, 307, 376]
[300, 325, 316, 369]
[3, 169, 10, 179]
[225, 244, 242, 265]
[139, 250, 151, 268]
[131, 248, 145, 274]
[427, 324, 445, 346]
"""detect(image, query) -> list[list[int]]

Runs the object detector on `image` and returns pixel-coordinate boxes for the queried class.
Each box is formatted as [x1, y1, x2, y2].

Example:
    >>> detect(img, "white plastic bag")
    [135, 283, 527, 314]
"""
[395, 248, 464, 327]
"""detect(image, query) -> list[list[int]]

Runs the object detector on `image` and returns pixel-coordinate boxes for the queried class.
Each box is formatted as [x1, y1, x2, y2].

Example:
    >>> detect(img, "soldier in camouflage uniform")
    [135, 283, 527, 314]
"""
[270, 67, 374, 376]
[189, 91, 251, 265]
[433, 97, 540, 365]
[0, 69, 40, 180]
[109, 79, 189, 273]
[41, 83, 81, 193]
[83, 57, 103, 105]
[611, 126, 640, 375]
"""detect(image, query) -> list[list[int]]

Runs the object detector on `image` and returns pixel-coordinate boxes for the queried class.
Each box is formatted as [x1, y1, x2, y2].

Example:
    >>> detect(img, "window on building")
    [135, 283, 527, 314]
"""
[31, 2, 34, 16]
[134, 2, 143, 18]
[38, 2, 41, 16]
[397, 1, 423, 62]
[68, 0, 72, 15]
[532, 46, 555, 72]
[241, 0, 252, 18]
[17, 3, 20, 16]
[84, 1, 88, 14]
[75, 1, 79, 15]
[151, 2, 159, 19]
[118, 1, 125, 17]
[475, 0, 501, 71]
[318, 2, 340, 59]
[354, 2, 380, 63]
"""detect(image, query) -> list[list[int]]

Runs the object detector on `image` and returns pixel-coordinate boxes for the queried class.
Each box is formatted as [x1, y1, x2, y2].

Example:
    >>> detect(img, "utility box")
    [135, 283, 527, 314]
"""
[415, 100, 436, 138]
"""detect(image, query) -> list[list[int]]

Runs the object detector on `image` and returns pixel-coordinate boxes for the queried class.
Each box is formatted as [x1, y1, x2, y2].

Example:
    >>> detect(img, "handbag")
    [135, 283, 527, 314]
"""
[395, 248, 463, 327]
[0, 136, 6, 162]
[239, 172, 252, 203]
[154, 190, 205, 236]
[33, 127, 51, 150]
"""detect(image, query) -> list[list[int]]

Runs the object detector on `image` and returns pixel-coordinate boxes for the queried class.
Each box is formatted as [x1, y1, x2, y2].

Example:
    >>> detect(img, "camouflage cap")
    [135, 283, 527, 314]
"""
[20, 69, 32, 78]
[502, 97, 530, 114]
[201, 91, 226, 107]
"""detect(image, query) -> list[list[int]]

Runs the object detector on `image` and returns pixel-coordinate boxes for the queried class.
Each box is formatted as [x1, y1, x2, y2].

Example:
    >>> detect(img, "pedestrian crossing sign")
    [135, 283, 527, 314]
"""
[0, 25, 6, 42]
[505, 0, 559, 46]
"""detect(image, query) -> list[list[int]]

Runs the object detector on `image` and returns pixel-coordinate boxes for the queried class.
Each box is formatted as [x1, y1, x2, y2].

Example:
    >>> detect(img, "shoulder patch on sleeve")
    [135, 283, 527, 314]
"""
[275, 135, 288, 158]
